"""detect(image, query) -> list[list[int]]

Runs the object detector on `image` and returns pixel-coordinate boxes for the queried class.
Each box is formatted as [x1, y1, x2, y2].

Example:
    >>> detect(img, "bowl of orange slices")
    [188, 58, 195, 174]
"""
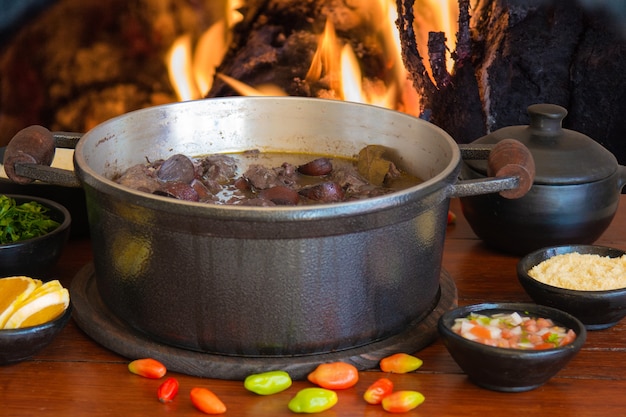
[0, 276, 71, 365]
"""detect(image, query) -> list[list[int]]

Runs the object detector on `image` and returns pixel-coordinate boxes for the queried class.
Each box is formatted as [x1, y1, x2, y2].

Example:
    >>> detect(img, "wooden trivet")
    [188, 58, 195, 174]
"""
[70, 262, 457, 380]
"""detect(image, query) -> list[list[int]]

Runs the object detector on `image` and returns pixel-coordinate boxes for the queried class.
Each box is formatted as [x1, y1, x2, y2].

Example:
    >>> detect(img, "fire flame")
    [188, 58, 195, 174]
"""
[166, 0, 457, 115]
[413, 0, 459, 77]
[166, 0, 243, 101]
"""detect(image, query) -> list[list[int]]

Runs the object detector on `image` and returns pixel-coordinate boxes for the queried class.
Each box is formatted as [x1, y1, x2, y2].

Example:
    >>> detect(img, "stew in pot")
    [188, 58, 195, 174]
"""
[113, 145, 423, 206]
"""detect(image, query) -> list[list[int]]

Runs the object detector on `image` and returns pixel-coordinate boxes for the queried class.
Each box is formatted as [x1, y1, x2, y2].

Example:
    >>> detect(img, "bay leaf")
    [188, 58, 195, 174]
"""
[357, 145, 393, 186]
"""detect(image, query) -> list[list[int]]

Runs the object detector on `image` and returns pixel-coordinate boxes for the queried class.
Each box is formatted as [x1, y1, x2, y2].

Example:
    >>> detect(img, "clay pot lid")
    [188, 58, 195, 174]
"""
[466, 104, 617, 185]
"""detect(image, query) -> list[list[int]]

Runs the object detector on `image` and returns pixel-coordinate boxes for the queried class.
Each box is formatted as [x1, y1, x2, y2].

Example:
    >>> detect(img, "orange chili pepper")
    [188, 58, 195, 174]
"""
[128, 358, 167, 379]
[381, 390, 425, 413]
[307, 361, 359, 390]
[190, 387, 227, 415]
[363, 377, 394, 405]
[379, 353, 423, 374]
[157, 377, 179, 403]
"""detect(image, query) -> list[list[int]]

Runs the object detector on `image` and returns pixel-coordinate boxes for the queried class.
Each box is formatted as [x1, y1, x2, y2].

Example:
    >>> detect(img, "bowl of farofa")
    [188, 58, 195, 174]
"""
[517, 245, 626, 330]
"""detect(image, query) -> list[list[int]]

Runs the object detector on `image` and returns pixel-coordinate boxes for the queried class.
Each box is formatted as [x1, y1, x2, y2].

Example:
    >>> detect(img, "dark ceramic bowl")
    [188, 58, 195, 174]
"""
[438, 302, 586, 392]
[518, 245, 626, 330]
[0, 194, 71, 277]
[0, 303, 72, 365]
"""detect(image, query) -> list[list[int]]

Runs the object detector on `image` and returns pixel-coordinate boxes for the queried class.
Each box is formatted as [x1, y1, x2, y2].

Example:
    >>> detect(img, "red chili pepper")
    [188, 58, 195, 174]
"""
[363, 377, 394, 405]
[190, 387, 227, 415]
[447, 210, 457, 225]
[379, 353, 423, 374]
[157, 377, 179, 403]
[381, 390, 425, 413]
[307, 361, 359, 390]
[127, 358, 167, 379]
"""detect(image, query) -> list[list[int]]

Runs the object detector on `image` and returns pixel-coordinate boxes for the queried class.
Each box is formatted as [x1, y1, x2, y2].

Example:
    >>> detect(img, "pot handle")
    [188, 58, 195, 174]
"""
[3, 125, 82, 187]
[452, 139, 535, 199]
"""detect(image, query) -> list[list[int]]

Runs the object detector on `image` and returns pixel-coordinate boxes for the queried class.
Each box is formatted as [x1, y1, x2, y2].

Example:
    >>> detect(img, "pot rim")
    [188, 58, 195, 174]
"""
[73, 97, 462, 221]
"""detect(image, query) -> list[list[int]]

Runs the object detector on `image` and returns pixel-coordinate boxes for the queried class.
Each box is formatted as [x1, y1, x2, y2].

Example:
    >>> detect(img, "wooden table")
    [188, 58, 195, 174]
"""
[3, 197, 626, 416]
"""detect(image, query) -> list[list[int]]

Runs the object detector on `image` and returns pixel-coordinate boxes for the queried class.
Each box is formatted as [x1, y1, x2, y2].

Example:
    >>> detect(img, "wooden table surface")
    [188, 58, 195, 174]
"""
[3, 197, 626, 416]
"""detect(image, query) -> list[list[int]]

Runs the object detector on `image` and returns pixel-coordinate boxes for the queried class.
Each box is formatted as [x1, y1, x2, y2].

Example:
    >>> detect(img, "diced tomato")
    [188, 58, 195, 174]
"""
[469, 325, 493, 340]
[523, 319, 539, 333]
[536, 317, 554, 329]
[534, 343, 555, 350]
[528, 334, 543, 345]
[559, 329, 577, 346]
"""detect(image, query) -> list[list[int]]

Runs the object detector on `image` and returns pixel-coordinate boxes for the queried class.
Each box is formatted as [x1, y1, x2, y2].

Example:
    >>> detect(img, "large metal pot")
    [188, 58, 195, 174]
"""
[4, 97, 533, 356]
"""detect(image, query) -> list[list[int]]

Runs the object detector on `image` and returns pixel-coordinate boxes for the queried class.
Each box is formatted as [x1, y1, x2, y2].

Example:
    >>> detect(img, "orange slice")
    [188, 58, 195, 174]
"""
[0, 276, 42, 328]
[27, 279, 64, 299]
[3, 282, 69, 329]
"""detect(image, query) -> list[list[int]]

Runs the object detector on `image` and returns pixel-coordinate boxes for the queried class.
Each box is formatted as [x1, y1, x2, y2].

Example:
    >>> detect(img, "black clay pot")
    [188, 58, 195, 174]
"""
[460, 104, 626, 255]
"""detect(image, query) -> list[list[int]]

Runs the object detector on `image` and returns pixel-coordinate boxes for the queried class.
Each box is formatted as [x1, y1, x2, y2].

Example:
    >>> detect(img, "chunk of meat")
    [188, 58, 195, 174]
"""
[299, 182, 345, 203]
[157, 154, 196, 183]
[116, 165, 160, 193]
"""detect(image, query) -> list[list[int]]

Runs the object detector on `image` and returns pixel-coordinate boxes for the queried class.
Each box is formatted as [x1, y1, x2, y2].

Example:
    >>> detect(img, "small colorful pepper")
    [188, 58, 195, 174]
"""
[381, 390, 425, 413]
[447, 210, 457, 225]
[363, 377, 394, 405]
[288, 387, 338, 413]
[128, 358, 167, 379]
[379, 353, 423, 374]
[244, 370, 292, 395]
[157, 377, 179, 403]
[307, 361, 359, 390]
[190, 387, 227, 415]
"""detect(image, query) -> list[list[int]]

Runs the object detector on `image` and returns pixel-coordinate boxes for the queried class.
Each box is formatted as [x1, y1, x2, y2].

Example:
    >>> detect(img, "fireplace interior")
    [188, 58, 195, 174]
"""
[1, 0, 625, 161]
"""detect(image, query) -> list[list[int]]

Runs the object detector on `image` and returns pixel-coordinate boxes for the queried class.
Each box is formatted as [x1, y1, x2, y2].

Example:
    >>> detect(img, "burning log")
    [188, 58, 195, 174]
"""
[397, 0, 626, 147]
[396, 0, 485, 143]
[206, 0, 405, 104]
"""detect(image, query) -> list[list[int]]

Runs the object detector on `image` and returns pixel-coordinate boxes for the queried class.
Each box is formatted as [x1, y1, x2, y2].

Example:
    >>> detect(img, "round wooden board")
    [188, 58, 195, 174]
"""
[70, 263, 457, 380]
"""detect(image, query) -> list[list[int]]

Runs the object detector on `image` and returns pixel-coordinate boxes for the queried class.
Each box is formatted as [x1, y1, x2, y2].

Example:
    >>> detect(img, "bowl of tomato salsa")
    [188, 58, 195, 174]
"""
[438, 302, 586, 392]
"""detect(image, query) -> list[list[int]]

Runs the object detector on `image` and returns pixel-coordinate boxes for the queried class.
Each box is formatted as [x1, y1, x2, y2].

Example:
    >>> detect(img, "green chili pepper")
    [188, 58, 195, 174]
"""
[287, 388, 338, 413]
[244, 370, 292, 395]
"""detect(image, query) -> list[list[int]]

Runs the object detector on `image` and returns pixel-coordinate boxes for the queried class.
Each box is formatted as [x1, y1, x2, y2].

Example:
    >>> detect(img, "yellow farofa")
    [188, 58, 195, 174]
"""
[528, 252, 626, 291]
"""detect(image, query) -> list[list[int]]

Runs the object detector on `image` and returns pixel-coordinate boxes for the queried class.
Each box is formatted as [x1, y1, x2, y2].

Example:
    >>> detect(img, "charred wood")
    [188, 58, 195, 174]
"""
[395, 0, 626, 160]
[206, 0, 395, 99]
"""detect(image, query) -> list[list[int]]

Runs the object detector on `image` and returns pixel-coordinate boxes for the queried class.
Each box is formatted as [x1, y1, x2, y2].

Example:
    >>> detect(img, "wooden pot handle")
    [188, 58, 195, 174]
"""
[487, 138, 535, 199]
[3, 125, 56, 185]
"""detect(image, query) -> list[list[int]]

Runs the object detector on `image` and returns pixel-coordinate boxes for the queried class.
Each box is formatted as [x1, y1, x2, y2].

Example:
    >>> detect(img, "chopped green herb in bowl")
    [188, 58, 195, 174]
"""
[0, 195, 60, 244]
[0, 194, 71, 277]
